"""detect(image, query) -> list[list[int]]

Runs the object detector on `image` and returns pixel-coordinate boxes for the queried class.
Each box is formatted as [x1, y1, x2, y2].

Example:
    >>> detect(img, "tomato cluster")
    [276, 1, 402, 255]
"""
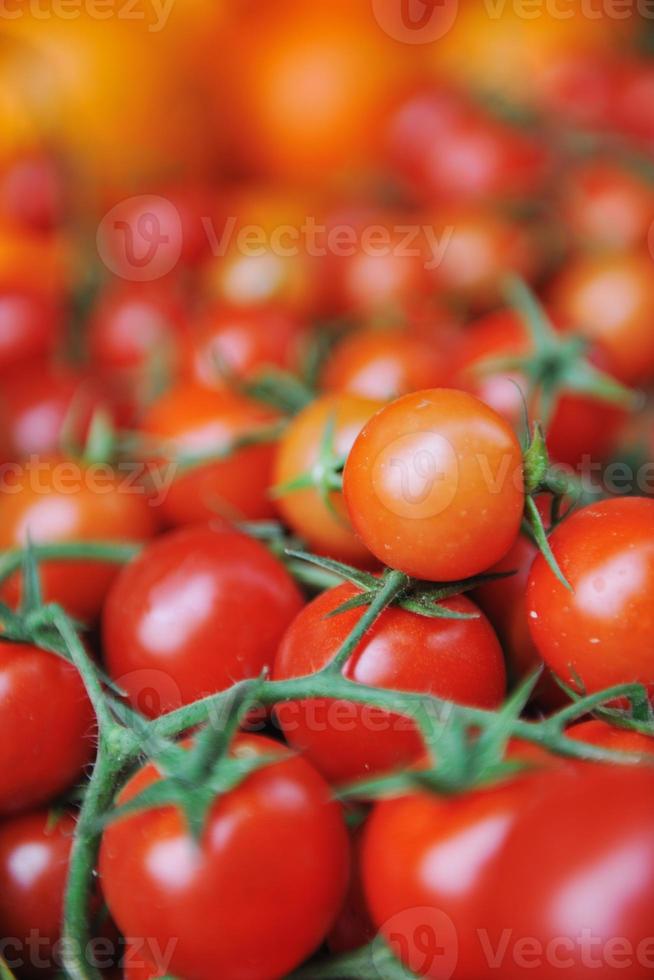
[2, 5, 654, 980]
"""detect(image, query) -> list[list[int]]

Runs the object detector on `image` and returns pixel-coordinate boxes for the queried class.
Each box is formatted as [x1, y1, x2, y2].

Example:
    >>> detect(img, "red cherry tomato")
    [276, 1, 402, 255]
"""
[273, 393, 381, 565]
[103, 523, 303, 717]
[0, 810, 75, 977]
[184, 304, 305, 390]
[0, 362, 120, 461]
[0, 640, 94, 815]
[0, 455, 158, 623]
[319, 206, 432, 318]
[89, 280, 188, 373]
[140, 383, 279, 525]
[385, 85, 550, 205]
[343, 388, 525, 582]
[450, 308, 626, 467]
[321, 327, 448, 402]
[560, 162, 654, 252]
[549, 252, 654, 385]
[99, 734, 350, 980]
[486, 765, 654, 980]
[365, 765, 654, 980]
[0, 152, 65, 233]
[527, 497, 654, 699]
[0, 291, 62, 374]
[363, 769, 550, 980]
[122, 944, 164, 980]
[567, 719, 654, 758]
[427, 207, 540, 309]
[273, 583, 505, 783]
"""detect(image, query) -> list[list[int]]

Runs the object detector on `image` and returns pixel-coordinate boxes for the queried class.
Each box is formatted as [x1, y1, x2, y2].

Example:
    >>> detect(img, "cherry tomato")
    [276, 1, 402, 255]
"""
[559, 162, 654, 252]
[0, 810, 75, 977]
[321, 327, 448, 402]
[89, 280, 187, 373]
[103, 523, 303, 717]
[486, 765, 654, 980]
[273, 394, 381, 565]
[184, 304, 305, 390]
[319, 206, 432, 318]
[216, 0, 406, 182]
[567, 719, 654, 758]
[384, 85, 550, 205]
[612, 61, 654, 145]
[0, 454, 158, 623]
[0, 640, 94, 815]
[549, 252, 654, 385]
[450, 308, 626, 467]
[140, 383, 279, 525]
[0, 362, 120, 462]
[343, 388, 525, 582]
[0, 291, 62, 374]
[273, 582, 505, 783]
[363, 769, 550, 980]
[427, 207, 540, 309]
[122, 944, 163, 980]
[99, 734, 350, 980]
[527, 497, 654, 699]
[0, 152, 65, 234]
[475, 509, 567, 712]
[365, 765, 654, 980]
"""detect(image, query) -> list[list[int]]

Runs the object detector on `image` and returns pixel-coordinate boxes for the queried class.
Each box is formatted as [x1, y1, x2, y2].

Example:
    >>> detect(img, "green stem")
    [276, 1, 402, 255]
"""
[62, 746, 124, 980]
[326, 570, 408, 673]
[0, 542, 140, 585]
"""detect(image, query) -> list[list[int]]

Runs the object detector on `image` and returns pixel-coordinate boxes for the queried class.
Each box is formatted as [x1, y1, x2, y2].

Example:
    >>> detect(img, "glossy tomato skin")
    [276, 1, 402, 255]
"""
[273, 584, 506, 783]
[549, 252, 654, 385]
[0, 290, 62, 373]
[0, 362, 120, 461]
[362, 772, 550, 980]
[0, 641, 94, 815]
[103, 523, 303, 717]
[0, 455, 158, 623]
[486, 765, 654, 980]
[527, 497, 654, 699]
[141, 383, 279, 525]
[567, 719, 654, 758]
[343, 389, 524, 582]
[450, 309, 626, 467]
[0, 810, 75, 977]
[184, 304, 305, 390]
[321, 327, 448, 402]
[99, 734, 350, 980]
[273, 394, 380, 565]
[365, 766, 654, 979]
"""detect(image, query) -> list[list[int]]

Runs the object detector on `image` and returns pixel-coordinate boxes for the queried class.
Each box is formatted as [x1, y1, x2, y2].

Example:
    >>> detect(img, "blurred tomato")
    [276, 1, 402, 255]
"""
[450, 309, 626, 466]
[319, 205, 433, 317]
[0, 223, 72, 297]
[0, 151, 65, 233]
[215, 0, 410, 182]
[549, 251, 654, 385]
[185, 304, 305, 389]
[141, 383, 279, 525]
[0, 362, 121, 461]
[0, 290, 62, 374]
[560, 161, 654, 251]
[321, 326, 448, 401]
[0, 17, 212, 197]
[384, 85, 550, 205]
[428, 207, 540, 309]
[200, 185, 321, 316]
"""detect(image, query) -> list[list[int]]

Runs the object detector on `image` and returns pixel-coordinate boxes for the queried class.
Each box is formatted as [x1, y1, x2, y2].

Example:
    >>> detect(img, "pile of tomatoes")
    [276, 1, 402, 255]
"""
[2, 4, 654, 980]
